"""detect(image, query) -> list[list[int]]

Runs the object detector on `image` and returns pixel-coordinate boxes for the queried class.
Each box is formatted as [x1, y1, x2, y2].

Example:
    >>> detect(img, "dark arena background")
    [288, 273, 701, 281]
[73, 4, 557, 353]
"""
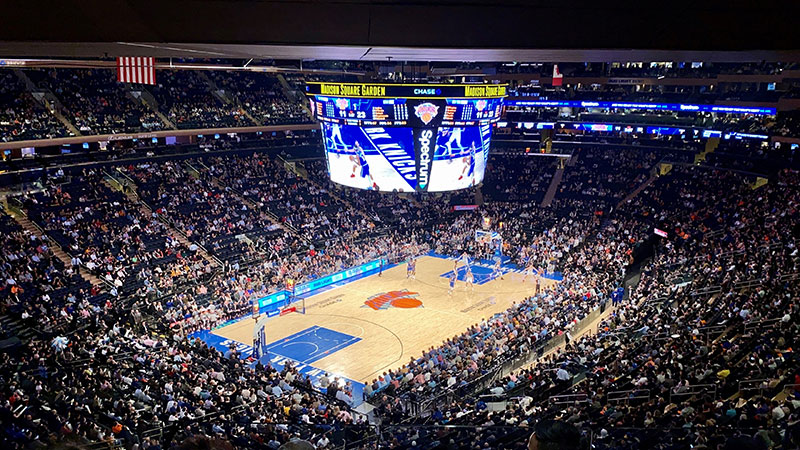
[1, 2, 800, 449]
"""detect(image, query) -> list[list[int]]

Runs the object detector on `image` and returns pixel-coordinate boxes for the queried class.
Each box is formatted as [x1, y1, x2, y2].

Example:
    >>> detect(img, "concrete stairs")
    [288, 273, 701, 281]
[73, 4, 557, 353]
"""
[44, 98, 83, 137]
[9, 210, 104, 286]
[541, 168, 564, 207]
[123, 86, 178, 130]
[13, 69, 38, 91]
[474, 188, 485, 206]
[616, 171, 658, 209]
[694, 137, 720, 164]
[187, 161, 308, 243]
[566, 153, 579, 167]
[279, 156, 309, 179]
[14, 69, 82, 136]
[0, 314, 35, 341]
[198, 71, 261, 126]
[101, 177, 221, 267]
[277, 74, 312, 119]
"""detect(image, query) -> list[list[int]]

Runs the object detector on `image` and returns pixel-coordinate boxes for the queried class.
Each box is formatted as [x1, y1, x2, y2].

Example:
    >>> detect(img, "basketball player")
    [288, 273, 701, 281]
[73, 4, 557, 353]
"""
[448, 272, 457, 294]
[443, 127, 463, 162]
[493, 259, 505, 281]
[458, 141, 477, 184]
[410, 257, 417, 280]
[465, 266, 474, 291]
[350, 141, 379, 190]
[460, 252, 471, 267]
[521, 262, 535, 283]
[329, 123, 347, 149]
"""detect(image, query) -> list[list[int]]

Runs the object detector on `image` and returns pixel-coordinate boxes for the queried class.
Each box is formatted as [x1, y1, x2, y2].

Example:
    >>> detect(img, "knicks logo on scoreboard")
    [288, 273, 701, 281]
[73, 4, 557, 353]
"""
[475, 99, 488, 111]
[414, 103, 439, 125]
[363, 290, 423, 310]
[335, 98, 350, 110]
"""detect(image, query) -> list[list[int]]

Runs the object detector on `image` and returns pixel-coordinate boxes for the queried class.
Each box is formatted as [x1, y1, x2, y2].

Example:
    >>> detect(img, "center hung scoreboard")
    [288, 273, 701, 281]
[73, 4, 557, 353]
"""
[305, 82, 508, 192]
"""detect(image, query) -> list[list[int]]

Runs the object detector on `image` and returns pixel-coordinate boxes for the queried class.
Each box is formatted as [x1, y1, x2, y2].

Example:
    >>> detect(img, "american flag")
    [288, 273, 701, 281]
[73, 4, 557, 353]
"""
[552, 64, 563, 87]
[116, 57, 156, 85]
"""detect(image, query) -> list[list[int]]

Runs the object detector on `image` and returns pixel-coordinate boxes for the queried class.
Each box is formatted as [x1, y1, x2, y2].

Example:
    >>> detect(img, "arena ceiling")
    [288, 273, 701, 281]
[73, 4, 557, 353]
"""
[2, 0, 800, 62]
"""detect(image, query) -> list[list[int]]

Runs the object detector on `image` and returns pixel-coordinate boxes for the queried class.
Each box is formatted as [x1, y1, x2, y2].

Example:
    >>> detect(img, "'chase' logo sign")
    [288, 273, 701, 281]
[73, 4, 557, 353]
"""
[414, 88, 442, 95]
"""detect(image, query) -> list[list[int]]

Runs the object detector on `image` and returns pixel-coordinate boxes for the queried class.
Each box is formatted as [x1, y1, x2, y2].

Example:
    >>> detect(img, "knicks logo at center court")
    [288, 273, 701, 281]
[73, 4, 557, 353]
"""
[364, 290, 423, 310]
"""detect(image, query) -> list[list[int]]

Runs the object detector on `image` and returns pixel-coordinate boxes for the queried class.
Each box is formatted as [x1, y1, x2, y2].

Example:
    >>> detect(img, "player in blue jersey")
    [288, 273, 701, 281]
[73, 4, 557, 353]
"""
[406, 257, 415, 279]
[350, 141, 379, 190]
[448, 271, 457, 294]
[458, 141, 477, 184]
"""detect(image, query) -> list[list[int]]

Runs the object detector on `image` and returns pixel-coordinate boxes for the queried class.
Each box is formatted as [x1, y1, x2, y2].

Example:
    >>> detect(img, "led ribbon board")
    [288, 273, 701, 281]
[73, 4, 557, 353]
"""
[506, 100, 775, 115]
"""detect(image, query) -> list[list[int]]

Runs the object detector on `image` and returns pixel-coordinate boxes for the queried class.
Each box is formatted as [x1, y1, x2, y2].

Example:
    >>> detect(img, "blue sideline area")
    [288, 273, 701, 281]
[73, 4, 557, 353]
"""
[190, 327, 366, 406]
[440, 265, 505, 285]
[428, 250, 564, 281]
[265, 326, 361, 365]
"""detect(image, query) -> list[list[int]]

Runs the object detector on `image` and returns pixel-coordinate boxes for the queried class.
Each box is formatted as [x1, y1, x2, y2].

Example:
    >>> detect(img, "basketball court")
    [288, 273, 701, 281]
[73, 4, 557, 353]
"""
[209, 255, 558, 389]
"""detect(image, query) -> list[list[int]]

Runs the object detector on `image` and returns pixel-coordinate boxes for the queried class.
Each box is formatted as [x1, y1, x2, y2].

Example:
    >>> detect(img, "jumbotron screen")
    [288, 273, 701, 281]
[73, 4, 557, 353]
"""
[305, 82, 507, 192]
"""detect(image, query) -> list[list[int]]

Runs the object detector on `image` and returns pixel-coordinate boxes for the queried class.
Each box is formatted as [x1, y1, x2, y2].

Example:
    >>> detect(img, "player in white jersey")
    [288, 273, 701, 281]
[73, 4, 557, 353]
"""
[464, 266, 474, 291]
[329, 123, 347, 149]
[493, 259, 505, 281]
[522, 263, 536, 283]
[460, 252, 471, 267]
[443, 127, 463, 162]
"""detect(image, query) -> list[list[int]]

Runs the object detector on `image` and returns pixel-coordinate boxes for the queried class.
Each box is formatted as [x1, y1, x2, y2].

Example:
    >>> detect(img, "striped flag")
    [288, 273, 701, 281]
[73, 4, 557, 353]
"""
[552, 64, 563, 86]
[116, 57, 156, 85]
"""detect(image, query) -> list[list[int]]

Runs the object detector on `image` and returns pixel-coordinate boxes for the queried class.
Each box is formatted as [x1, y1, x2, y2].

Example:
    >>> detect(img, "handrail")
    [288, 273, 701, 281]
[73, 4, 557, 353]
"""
[738, 378, 770, 394]
[744, 317, 782, 332]
[670, 383, 717, 402]
[608, 388, 651, 403]
[549, 393, 589, 405]
[375, 300, 609, 417]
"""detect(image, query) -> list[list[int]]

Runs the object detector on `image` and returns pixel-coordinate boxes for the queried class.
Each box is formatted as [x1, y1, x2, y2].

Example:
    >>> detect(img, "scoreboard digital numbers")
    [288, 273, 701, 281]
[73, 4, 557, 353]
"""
[306, 82, 507, 126]
[306, 83, 508, 193]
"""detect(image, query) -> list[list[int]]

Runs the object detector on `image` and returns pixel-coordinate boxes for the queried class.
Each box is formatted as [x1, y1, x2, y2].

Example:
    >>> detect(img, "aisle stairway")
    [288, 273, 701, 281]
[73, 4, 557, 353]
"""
[616, 170, 658, 209]
[101, 174, 222, 267]
[14, 69, 82, 136]
[198, 71, 261, 126]
[9, 209, 104, 286]
[188, 160, 308, 243]
[541, 167, 564, 207]
[0, 314, 34, 341]
[122, 86, 178, 130]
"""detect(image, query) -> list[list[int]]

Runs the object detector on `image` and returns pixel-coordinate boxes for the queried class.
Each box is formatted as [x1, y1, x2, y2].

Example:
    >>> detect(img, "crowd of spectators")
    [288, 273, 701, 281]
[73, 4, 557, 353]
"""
[376, 165, 800, 449]
[209, 72, 311, 126]
[150, 70, 253, 130]
[27, 69, 167, 135]
[0, 132, 798, 449]
[0, 71, 70, 142]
